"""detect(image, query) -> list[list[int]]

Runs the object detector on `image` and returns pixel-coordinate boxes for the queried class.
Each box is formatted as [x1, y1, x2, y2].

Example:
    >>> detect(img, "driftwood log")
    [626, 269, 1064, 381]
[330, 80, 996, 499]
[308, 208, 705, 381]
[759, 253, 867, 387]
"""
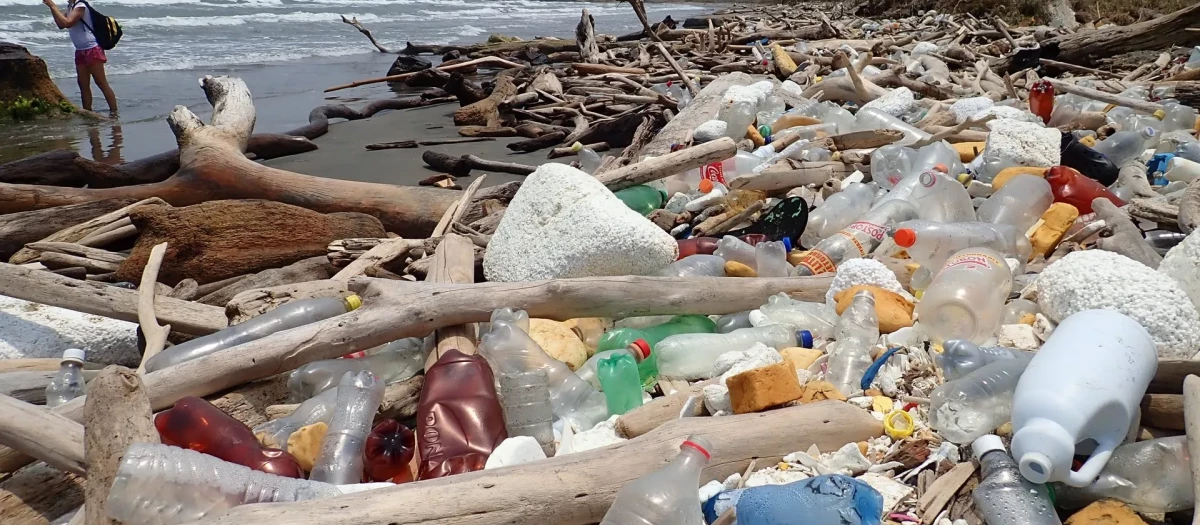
[424, 233, 478, 370]
[0, 394, 86, 476]
[0, 463, 84, 525]
[197, 255, 335, 306]
[0, 199, 135, 260]
[83, 367, 159, 525]
[188, 402, 881, 525]
[642, 72, 754, 158]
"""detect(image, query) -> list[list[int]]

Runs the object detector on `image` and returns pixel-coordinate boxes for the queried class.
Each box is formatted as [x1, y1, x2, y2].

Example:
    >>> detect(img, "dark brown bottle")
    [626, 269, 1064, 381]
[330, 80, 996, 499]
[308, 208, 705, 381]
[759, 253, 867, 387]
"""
[363, 419, 415, 483]
[676, 237, 719, 259]
[417, 349, 508, 480]
[155, 396, 304, 478]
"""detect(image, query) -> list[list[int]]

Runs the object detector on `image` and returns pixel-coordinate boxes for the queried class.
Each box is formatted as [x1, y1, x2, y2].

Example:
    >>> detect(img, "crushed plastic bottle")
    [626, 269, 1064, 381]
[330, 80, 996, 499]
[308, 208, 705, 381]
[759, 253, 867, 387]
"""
[45, 348, 87, 408]
[253, 386, 339, 450]
[870, 144, 916, 190]
[795, 200, 919, 276]
[144, 295, 361, 373]
[287, 337, 423, 402]
[906, 170, 976, 223]
[937, 340, 1031, 381]
[972, 435, 1061, 525]
[1011, 309, 1158, 487]
[975, 174, 1054, 232]
[156, 396, 304, 478]
[800, 182, 876, 247]
[598, 353, 644, 415]
[600, 436, 712, 525]
[309, 370, 385, 485]
[702, 475, 884, 525]
[915, 248, 1013, 344]
[1053, 436, 1193, 513]
[657, 324, 801, 380]
[498, 369, 555, 458]
[577, 339, 654, 391]
[714, 235, 759, 269]
[754, 240, 791, 277]
[418, 349, 507, 479]
[657, 254, 727, 277]
[363, 419, 415, 483]
[929, 357, 1029, 444]
[1092, 128, 1157, 167]
[825, 290, 880, 396]
[105, 443, 341, 525]
[749, 292, 838, 340]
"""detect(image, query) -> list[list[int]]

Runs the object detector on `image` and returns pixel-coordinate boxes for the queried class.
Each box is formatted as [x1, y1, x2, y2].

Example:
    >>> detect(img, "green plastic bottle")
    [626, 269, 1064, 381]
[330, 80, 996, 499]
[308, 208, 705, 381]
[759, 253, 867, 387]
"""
[614, 185, 666, 216]
[598, 353, 644, 416]
[598, 315, 717, 354]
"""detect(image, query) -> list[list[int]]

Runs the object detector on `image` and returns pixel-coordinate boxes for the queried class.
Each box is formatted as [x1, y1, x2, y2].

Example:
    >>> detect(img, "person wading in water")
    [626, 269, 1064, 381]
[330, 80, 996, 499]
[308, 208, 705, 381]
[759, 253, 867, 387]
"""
[44, 0, 118, 116]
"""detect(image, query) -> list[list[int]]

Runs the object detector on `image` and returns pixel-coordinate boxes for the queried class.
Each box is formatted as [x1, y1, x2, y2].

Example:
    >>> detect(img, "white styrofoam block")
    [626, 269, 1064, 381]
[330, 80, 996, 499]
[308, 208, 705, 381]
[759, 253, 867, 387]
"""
[484, 436, 548, 469]
[0, 295, 138, 365]
[483, 163, 679, 282]
[693, 119, 728, 143]
[981, 119, 1061, 169]
[973, 105, 1041, 124]
[949, 96, 993, 123]
[862, 87, 915, 117]
[997, 324, 1040, 350]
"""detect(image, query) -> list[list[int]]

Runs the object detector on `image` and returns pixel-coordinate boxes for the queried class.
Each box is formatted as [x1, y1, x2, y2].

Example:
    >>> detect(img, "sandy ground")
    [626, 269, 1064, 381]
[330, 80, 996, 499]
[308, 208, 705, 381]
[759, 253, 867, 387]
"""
[265, 103, 567, 187]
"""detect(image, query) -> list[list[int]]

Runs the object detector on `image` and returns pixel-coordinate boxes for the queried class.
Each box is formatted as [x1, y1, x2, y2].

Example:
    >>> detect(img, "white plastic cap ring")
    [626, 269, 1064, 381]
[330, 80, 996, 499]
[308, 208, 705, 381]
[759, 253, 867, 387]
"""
[971, 434, 1005, 460]
[62, 348, 86, 363]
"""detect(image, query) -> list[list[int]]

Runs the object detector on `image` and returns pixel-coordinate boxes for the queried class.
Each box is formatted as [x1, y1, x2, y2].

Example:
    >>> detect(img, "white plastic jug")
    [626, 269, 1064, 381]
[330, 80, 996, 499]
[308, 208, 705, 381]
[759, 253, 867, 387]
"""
[1010, 309, 1157, 487]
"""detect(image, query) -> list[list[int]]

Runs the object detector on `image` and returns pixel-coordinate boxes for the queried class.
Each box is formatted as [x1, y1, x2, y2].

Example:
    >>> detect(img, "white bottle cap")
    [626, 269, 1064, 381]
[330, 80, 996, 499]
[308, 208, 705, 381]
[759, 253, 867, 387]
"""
[971, 434, 1005, 460]
[62, 348, 85, 364]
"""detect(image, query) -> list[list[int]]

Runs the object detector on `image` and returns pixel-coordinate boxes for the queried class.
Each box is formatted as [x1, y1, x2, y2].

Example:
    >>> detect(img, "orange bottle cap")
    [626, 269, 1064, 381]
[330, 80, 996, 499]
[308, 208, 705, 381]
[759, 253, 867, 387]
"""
[698, 178, 714, 193]
[893, 228, 917, 248]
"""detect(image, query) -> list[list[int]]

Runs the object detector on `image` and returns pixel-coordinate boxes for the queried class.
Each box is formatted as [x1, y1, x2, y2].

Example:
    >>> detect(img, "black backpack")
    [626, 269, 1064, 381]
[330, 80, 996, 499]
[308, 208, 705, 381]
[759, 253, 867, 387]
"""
[76, 0, 122, 50]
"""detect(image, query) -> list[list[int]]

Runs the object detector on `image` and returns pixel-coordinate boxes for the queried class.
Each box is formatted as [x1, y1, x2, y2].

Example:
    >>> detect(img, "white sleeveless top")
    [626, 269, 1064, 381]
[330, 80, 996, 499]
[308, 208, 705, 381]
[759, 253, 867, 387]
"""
[67, 1, 99, 51]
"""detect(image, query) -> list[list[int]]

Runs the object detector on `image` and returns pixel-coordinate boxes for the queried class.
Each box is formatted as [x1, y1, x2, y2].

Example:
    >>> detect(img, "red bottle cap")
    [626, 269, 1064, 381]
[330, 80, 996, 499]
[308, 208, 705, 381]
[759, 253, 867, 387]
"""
[893, 228, 916, 248]
[681, 440, 711, 459]
[628, 339, 652, 361]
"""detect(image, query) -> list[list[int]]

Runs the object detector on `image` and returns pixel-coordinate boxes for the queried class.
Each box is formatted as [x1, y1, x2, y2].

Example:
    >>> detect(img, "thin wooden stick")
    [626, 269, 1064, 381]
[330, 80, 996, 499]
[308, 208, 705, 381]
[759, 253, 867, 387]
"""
[432, 175, 488, 238]
[326, 56, 526, 93]
[1044, 78, 1165, 114]
[137, 243, 171, 374]
[654, 42, 700, 95]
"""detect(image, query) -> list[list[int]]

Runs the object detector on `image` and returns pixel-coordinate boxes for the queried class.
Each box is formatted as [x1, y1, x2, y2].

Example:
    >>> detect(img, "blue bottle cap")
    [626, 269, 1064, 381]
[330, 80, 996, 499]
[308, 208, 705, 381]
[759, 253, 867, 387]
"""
[797, 330, 814, 349]
[781, 237, 793, 252]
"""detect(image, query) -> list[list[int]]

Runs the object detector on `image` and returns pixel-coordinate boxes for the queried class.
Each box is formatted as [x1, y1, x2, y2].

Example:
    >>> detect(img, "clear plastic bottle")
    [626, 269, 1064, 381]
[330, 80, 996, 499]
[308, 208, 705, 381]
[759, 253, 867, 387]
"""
[46, 348, 87, 408]
[656, 325, 800, 380]
[937, 340, 1032, 381]
[479, 315, 609, 430]
[912, 141, 966, 179]
[800, 182, 876, 247]
[915, 248, 1013, 344]
[1177, 141, 1200, 163]
[976, 175, 1054, 232]
[972, 435, 1061, 525]
[308, 371, 385, 485]
[1146, 230, 1187, 255]
[253, 386, 340, 450]
[105, 443, 341, 525]
[579, 147, 603, 174]
[716, 311, 754, 333]
[906, 170, 976, 223]
[1000, 298, 1041, 325]
[1052, 436, 1193, 513]
[714, 235, 758, 269]
[854, 107, 933, 145]
[718, 86, 758, 141]
[286, 338, 423, 402]
[815, 102, 857, 134]
[599, 436, 712, 525]
[749, 292, 838, 340]
[598, 353, 644, 416]
[754, 240, 791, 277]
[498, 369, 556, 458]
[825, 291, 879, 396]
[1160, 102, 1198, 133]
[657, 255, 727, 277]
[929, 358, 1029, 443]
[891, 220, 1031, 275]
[794, 200, 920, 276]
[144, 295, 361, 373]
[1093, 128, 1157, 166]
[577, 340, 654, 391]
[870, 144, 916, 190]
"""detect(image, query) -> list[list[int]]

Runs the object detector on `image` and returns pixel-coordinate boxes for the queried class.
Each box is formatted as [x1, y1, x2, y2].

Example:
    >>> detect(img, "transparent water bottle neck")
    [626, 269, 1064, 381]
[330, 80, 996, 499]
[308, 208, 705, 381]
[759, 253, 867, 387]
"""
[670, 446, 711, 477]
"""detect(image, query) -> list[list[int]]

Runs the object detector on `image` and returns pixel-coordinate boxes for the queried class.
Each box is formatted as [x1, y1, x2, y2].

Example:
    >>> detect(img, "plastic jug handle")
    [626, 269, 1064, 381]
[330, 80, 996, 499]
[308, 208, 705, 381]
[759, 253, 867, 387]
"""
[1067, 441, 1117, 487]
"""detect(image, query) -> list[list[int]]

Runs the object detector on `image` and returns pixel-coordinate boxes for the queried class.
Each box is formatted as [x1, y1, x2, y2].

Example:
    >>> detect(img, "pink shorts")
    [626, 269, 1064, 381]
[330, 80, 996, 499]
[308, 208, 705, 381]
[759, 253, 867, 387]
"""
[74, 46, 106, 67]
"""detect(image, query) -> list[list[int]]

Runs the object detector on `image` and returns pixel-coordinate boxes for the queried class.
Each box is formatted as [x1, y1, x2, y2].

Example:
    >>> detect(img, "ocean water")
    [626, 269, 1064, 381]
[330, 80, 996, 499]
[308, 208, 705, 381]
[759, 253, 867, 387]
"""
[0, 0, 708, 162]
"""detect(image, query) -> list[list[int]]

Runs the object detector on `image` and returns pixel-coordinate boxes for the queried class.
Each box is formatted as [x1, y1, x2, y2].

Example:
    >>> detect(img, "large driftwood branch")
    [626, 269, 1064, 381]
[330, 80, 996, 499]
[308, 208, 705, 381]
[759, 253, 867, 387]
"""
[576, 9, 600, 64]
[136, 243, 171, 374]
[84, 367, 159, 525]
[424, 233, 478, 369]
[340, 15, 391, 53]
[0, 464, 84, 525]
[0, 199, 136, 261]
[642, 72, 755, 158]
[0, 394, 86, 476]
[598, 137, 737, 191]
[188, 402, 881, 525]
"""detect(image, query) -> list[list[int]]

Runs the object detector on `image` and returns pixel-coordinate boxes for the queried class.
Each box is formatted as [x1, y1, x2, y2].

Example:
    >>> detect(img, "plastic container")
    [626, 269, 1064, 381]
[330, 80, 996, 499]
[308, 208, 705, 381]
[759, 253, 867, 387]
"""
[825, 290, 879, 396]
[657, 255, 727, 278]
[929, 358, 1030, 444]
[479, 316, 609, 430]
[1044, 165, 1125, 215]
[677, 237, 720, 259]
[253, 386, 339, 450]
[714, 235, 758, 269]
[972, 435, 1061, 525]
[855, 107, 932, 145]
[309, 371, 385, 485]
[1011, 309, 1158, 487]
[1161, 102, 1198, 133]
[870, 144, 916, 190]
[1029, 80, 1053, 124]
[105, 443, 340, 525]
[45, 348, 87, 408]
[156, 396, 303, 478]
[937, 340, 1031, 381]
[656, 324, 800, 380]
[614, 185, 666, 216]
[905, 170, 976, 223]
[716, 311, 754, 333]
[912, 141, 966, 179]
[287, 337, 423, 402]
[144, 295, 361, 372]
[363, 419, 415, 483]
[794, 199, 919, 276]
[1146, 230, 1188, 255]
[599, 436, 712, 525]
[418, 349, 507, 479]
[754, 240, 791, 277]
[749, 293, 838, 340]
[1052, 436, 1193, 513]
[598, 353, 644, 415]
[702, 475, 883, 525]
[800, 182, 876, 247]
[585, 315, 712, 388]
[915, 248, 1013, 344]
[498, 369, 555, 458]
[891, 220, 1031, 275]
[578, 340, 654, 391]
[1092, 128, 1156, 167]
[975, 175, 1054, 232]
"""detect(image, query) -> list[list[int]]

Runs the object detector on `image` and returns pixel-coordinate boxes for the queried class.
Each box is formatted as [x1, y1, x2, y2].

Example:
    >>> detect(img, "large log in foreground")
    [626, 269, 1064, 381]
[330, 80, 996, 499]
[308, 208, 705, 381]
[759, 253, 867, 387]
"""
[0, 76, 466, 237]
[190, 401, 882, 525]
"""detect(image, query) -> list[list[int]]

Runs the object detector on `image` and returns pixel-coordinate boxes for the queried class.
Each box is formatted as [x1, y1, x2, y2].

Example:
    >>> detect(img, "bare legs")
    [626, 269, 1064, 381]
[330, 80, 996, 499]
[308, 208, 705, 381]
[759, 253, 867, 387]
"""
[75, 59, 93, 111]
[75, 58, 118, 116]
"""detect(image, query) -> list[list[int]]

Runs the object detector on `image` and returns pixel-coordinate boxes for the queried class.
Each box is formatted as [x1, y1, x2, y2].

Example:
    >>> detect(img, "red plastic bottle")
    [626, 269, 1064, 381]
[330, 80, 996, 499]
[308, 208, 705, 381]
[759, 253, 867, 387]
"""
[676, 237, 719, 259]
[417, 349, 507, 480]
[1029, 80, 1054, 125]
[155, 396, 303, 478]
[1043, 165, 1125, 214]
[363, 419, 416, 483]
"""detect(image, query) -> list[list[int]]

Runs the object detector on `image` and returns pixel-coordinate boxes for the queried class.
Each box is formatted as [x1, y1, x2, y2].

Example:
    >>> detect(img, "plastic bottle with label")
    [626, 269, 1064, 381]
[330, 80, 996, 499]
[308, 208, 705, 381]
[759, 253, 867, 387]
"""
[749, 292, 839, 340]
[825, 290, 880, 396]
[891, 220, 1031, 278]
[45, 348, 87, 408]
[253, 386, 340, 450]
[870, 144, 916, 190]
[599, 436, 712, 525]
[794, 199, 920, 276]
[914, 248, 1013, 344]
[144, 295, 361, 373]
[1044, 165, 1126, 214]
[286, 337, 423, 402]
[1011, 309, 1158, 487]
[929, 357, 1030, 444]
[363, 419, 416, 483]
[972, 435, 1062, 525]
[800, 182, 876, 247]
[598, 353, 644, 415]
[906, 170, 976, 223]
[937, 340, 1031, 381]
[155, 396, 304, 478]
[656, 324, 802, 380]
[498, 369, 556, 458]
[417, 349, 507, 479]
[1052, 436, 1193, 513]
[975, 174, 1054, 232]
[309, 371, 386, 485]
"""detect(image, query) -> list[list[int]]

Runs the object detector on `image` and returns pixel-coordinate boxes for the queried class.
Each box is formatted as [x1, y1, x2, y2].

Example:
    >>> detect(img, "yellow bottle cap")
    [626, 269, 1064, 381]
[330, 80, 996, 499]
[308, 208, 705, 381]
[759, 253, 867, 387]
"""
[343, 294, 362, 311]
[1154, 109, 1166, 120]
[955, 172, 973, 185]
[884, 409, 915, 439]
[815, 76, 823, 83]
[570, 141, 584, 152]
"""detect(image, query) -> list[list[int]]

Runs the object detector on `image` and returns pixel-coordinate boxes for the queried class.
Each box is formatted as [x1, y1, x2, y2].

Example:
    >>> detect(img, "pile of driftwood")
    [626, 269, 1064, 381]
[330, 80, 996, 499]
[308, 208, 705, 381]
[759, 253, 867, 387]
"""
[3, 2, 1200, 524]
